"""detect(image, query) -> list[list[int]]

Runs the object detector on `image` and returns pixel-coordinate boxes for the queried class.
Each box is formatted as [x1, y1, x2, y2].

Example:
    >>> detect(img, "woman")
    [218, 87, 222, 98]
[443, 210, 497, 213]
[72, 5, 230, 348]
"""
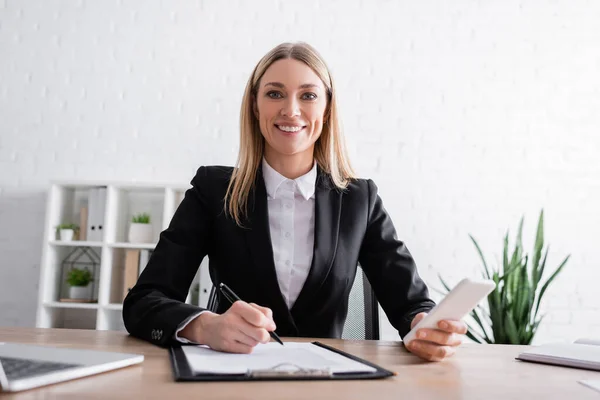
[123, 42, 466, 362]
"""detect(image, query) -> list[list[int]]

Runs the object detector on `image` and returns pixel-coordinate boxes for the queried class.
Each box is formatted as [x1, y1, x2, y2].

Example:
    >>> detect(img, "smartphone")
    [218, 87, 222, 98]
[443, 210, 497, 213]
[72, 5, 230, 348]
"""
[403, 278, 496, 346]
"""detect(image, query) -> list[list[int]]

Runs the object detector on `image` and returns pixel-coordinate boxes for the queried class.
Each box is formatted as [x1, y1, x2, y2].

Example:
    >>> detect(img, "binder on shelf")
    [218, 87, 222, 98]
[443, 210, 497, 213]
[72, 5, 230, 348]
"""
[87, 186, 107, 242]
[87, 188, 98, 241]
[79, 206, 88, 241]
[138, 250, 152, 276]
[169, 341, 394, 382]
[96, 187, 107, 242]
[123, 249, 140, 300]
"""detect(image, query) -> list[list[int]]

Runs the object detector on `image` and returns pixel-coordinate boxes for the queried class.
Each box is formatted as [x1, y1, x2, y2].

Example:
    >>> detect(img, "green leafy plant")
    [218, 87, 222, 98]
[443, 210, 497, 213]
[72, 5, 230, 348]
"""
[439, 210, 569, 344]
[56, 223, 79, 231]
[66, 268, 93, 287]
[132, 213, 151, 224]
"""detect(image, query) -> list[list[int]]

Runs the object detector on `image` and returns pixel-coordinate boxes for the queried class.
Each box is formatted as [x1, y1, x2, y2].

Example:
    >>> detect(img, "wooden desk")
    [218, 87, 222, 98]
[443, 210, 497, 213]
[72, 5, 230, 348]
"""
[1, 327, 598, 399]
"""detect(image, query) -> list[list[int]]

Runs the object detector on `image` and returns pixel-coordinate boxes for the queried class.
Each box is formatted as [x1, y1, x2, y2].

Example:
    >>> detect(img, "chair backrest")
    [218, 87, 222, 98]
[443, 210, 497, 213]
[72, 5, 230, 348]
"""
[341, 266, 380, 340]
[205, 266, 379, 340]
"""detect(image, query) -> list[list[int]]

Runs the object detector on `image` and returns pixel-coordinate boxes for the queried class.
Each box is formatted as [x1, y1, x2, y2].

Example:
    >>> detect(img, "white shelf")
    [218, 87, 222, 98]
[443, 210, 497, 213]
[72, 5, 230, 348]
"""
[44, 302, 100, 309]
[49, 240, 103, 247]
[36, 181, 198, 332]
[50, 179, 188, 190]
[107, 242, 156, 250]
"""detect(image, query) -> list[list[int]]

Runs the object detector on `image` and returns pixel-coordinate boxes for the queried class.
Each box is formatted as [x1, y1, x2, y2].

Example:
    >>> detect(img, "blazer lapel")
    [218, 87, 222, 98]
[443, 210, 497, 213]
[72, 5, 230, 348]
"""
[291, 169, 342, 317]
[244, 169, 295, 330]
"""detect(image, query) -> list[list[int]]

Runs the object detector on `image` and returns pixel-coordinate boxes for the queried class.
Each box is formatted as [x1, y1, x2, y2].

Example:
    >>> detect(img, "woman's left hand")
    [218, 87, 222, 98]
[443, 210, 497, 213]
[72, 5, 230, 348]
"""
[405, 312, 467, 361]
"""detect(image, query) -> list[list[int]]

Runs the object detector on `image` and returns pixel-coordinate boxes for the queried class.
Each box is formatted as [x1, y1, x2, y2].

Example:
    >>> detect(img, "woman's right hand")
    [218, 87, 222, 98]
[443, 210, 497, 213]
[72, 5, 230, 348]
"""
[180, 301, 277, 353]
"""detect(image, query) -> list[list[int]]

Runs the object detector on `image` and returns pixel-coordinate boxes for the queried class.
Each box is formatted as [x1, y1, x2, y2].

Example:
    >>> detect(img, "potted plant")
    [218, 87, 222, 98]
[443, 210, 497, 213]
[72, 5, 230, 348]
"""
[128, 212, 153, 243]
[66, 267, 93, 300]
[439, 210, 569, 344]
[56, 223, 79, 241]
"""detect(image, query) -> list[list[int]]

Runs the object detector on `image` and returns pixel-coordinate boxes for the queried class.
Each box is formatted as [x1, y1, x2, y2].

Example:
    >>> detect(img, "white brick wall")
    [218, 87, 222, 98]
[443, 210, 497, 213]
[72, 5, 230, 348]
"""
[1, 0, 599, 343]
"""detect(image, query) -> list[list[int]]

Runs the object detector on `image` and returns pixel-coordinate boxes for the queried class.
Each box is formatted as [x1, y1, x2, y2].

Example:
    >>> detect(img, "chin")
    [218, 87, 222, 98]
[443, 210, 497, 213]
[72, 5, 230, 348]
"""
[274, 147, 305, 156]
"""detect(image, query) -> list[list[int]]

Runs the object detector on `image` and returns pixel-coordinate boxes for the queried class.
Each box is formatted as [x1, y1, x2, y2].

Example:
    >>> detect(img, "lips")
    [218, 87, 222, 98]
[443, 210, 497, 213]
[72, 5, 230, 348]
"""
[275, 124, 306, 134]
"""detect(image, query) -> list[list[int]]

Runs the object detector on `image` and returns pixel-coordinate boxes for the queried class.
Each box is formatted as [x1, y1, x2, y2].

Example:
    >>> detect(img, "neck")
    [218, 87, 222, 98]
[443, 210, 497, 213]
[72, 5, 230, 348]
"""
[263, 149, 314, 180]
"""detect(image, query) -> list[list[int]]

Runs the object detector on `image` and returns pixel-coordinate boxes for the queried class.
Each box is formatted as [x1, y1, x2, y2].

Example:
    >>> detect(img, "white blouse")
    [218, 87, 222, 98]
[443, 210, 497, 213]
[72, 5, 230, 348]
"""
[174, 158, 317, 342]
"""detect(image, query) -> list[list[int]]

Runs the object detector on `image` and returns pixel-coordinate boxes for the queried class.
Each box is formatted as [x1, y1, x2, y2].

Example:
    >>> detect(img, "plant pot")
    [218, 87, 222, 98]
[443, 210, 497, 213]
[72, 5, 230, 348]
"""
[59, 229, 74, 241]
[69, 284, 91, 300]
[128, 223, 153, 243]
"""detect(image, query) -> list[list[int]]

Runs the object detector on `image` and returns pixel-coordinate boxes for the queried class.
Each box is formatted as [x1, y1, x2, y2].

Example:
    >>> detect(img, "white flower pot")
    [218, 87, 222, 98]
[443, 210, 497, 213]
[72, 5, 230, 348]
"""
[59, 229, 74, 241]
[128, 223, 153, 243]
[69, 285, 91, 300]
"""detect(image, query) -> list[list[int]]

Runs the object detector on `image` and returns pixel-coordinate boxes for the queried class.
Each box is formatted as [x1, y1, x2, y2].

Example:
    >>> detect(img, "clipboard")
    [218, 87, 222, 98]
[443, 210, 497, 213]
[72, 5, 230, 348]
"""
[169, 342, 395, 381]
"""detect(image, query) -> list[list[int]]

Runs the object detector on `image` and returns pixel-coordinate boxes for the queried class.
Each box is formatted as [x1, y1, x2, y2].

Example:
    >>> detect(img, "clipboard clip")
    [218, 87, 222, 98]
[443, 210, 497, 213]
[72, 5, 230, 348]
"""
[247, 363, 332, 378]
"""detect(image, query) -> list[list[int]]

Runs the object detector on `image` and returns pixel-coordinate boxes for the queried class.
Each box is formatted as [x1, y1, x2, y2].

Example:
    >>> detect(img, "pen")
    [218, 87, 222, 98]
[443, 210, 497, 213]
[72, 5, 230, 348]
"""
[219, 283, 284, 346]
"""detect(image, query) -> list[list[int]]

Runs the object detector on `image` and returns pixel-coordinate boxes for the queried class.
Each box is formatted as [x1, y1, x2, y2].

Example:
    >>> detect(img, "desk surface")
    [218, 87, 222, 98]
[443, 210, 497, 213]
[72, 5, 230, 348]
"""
[0, 327, 598, 399]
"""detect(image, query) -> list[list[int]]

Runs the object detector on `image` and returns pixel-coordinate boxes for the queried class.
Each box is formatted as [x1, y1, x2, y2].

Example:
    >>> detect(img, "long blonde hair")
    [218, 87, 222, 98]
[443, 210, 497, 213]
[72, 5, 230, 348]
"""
[225, 42, 356, 226]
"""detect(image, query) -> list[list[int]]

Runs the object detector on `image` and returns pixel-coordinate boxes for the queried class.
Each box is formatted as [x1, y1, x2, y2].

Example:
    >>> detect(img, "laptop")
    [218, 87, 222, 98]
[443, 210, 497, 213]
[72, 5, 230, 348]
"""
[0, 342, 144, 392]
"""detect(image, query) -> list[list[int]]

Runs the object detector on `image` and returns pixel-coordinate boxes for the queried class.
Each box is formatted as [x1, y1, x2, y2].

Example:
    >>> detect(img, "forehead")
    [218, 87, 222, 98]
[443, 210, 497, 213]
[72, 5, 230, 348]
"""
[260, 58, 325, 89]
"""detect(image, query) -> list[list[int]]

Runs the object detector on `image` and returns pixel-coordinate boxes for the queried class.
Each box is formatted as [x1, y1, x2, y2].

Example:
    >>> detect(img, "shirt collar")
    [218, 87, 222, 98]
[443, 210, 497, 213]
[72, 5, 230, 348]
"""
[262, 158, 317, 201]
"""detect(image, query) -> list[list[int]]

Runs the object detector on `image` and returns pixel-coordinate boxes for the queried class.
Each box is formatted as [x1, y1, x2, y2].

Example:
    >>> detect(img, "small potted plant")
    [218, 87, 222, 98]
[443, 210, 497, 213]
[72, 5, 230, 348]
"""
[56, 223, 79, 241]
[128, 212, 153, 243]
[66, 267, 93, 300]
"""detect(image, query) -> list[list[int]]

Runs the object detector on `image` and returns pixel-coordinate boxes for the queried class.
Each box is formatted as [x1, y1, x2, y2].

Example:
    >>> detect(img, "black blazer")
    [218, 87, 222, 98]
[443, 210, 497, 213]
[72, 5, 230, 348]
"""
[123, 165, 435, 347]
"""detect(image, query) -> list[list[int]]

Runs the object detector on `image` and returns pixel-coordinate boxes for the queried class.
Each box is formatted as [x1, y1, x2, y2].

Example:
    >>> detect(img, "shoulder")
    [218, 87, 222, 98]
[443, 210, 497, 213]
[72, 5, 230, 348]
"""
[192, 165, 234, 181]
[341, 177, 378, 197]
[190, 165, 234, 192]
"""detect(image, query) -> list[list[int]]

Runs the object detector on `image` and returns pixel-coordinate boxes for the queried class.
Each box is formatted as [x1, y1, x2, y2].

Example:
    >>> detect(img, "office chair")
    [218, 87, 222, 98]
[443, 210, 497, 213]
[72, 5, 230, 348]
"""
[204, 265, 380, 340]
[341, 266, 380, 340]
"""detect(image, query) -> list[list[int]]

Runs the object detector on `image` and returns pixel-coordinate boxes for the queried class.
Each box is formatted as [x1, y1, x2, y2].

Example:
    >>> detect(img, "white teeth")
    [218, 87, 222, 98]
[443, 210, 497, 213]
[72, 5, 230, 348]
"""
[277, 125, 303, 132]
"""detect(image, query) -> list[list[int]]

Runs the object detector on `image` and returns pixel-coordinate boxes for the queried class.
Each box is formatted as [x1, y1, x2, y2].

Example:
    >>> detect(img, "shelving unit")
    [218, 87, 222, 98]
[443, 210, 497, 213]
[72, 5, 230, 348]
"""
[36, 181, 213, 332]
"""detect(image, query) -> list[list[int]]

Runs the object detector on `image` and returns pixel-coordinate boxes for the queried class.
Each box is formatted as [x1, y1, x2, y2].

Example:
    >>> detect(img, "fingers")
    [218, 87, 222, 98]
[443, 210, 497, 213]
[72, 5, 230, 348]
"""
[227, 301, 273, 344]
[407, 318, 466, 361]
[250, 303, 274, 320]
[204, 301, 276, 354]
[414, 329, 463, 347]
[407, 340, 457, 362]
[438, 319, 468, 335]
[233, 329, 261, 348]
[410, 312, 427, 329]
[241, 326, 271, 344]
[232, 301, 275, 330]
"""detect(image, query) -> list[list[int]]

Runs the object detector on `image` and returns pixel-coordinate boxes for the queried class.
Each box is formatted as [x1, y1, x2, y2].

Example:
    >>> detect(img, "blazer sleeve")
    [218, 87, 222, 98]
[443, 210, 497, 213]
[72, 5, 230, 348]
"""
[122, 166, 214, 347]
[358, 179, 436, 339]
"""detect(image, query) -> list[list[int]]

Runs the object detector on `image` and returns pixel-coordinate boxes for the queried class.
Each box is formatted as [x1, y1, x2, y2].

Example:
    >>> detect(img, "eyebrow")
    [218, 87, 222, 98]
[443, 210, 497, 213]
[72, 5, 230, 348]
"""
[263, 82, 321, 90]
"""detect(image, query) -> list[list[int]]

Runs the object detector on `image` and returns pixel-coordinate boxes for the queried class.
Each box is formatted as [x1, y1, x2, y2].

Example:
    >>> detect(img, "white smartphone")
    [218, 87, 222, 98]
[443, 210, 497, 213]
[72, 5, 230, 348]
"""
[403, 278, 496, 346]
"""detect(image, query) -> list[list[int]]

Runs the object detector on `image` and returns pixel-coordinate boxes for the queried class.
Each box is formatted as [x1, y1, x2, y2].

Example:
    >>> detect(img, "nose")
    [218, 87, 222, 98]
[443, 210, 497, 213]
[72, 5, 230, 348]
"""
[280, 97, 301, 117]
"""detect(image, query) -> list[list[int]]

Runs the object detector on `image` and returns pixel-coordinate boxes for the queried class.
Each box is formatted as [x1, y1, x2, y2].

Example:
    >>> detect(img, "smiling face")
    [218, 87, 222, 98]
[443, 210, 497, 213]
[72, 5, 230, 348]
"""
[253, 58, 328, 167]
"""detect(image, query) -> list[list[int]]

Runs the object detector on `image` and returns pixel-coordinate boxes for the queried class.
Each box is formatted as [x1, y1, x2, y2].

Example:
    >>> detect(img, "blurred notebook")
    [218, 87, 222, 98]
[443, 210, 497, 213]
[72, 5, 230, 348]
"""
[579, 380, 600, 394]
[574, 337, 600, 346]
[516, 338, 600, 371]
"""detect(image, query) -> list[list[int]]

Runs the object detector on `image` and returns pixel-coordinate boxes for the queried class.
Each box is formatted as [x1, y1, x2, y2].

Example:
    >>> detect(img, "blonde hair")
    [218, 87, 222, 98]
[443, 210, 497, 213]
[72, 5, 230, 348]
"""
[225, 42, 356, 226]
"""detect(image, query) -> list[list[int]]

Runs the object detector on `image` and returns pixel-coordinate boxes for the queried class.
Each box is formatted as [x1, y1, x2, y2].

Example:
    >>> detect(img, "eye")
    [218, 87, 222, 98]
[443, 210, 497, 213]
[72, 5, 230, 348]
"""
[302, 93, 317, 101]
[266, 91, 283, 99]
